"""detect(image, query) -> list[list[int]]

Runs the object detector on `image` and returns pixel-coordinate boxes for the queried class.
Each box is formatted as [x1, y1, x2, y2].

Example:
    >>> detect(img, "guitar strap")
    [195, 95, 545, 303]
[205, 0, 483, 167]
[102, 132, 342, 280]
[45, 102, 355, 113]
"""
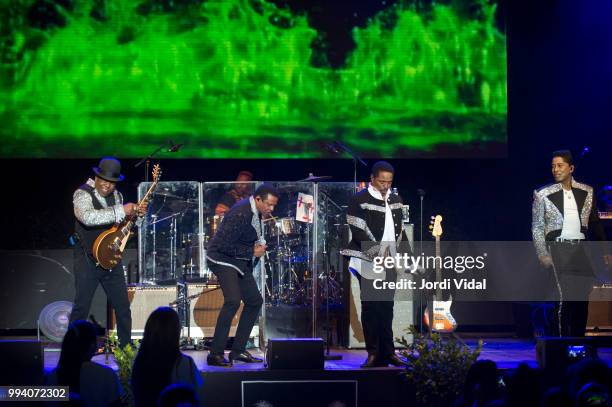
[75, 184, 118, 264]
[80, 183, 117, 209]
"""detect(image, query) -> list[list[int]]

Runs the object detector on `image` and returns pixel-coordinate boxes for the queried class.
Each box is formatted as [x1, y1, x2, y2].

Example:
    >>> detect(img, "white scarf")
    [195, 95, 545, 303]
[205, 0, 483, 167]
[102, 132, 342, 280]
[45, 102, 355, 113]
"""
[249, 196, 265, 244]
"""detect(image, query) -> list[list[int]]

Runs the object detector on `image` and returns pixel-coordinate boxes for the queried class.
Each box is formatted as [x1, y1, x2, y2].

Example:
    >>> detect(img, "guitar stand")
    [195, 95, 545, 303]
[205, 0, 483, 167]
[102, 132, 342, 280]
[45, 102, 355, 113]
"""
[170, 285, 218, 351]
[90, 300, 115, 364]
[436, 331, 467, 348]
[423, 304, 467, 348]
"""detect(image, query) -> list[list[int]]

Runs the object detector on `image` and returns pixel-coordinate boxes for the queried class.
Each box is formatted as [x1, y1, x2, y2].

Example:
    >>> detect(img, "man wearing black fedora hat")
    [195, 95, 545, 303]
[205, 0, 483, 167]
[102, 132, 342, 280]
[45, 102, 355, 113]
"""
[70, 157, 146, 347]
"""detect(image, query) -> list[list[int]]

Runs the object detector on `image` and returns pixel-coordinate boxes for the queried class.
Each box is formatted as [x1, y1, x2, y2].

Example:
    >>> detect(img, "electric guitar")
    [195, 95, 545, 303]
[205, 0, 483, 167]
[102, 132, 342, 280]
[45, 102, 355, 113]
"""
[423, 215, 457, 333]
[93, 164, 161, 270]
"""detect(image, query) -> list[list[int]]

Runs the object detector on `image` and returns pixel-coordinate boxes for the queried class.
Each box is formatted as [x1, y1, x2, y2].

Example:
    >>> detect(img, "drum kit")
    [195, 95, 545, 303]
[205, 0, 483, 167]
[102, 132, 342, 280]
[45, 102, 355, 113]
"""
[144, 180, 346, 309]
[263, 215, 311, 306]
[146, 187, 200, 284]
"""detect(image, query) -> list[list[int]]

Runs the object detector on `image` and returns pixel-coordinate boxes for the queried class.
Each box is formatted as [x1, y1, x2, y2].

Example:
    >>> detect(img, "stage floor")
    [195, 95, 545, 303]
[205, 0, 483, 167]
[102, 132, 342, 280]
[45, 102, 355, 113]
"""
[42, 338, 612, 373]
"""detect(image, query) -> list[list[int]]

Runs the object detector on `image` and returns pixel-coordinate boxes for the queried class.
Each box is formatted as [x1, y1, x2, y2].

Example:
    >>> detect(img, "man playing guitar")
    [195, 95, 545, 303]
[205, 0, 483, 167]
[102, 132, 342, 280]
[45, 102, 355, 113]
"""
[70, 157, 146, 347]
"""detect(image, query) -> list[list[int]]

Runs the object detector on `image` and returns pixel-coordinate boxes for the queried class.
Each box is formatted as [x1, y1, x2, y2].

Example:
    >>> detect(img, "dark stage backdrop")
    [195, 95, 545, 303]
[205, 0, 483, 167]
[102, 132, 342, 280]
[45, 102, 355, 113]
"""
[0, 0, 609, 247]
[1, 0, 609, 247]
[0, 0, 611, 332]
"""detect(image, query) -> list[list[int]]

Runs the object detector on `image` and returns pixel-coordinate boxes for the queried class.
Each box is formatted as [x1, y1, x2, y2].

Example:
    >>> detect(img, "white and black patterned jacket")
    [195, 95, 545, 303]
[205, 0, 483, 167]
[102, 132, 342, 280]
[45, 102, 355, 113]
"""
[340, 187, 405, 262]
[532, 178, 606, 257]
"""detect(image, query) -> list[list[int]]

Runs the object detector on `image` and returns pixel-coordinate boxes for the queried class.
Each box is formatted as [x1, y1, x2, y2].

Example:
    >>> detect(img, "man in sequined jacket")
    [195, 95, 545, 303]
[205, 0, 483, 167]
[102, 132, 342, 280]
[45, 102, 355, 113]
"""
[532, 150, 609, 336]
[71, 157, 145, 347]
[205, 184, 278, 367]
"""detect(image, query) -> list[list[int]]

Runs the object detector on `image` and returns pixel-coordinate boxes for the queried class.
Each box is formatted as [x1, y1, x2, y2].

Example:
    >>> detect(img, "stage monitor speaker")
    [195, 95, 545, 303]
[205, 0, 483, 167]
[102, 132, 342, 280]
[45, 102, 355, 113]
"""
[536, 337, 598, 370]
[0, 340, 43, 385]
[266, 338, 324, 370]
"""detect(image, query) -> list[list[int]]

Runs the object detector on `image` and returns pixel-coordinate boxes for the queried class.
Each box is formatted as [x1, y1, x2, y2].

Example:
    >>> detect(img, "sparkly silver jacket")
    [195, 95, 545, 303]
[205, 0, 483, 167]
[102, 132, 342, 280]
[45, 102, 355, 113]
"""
[73, 179, 126, 226]
[532, 178, 605, 257]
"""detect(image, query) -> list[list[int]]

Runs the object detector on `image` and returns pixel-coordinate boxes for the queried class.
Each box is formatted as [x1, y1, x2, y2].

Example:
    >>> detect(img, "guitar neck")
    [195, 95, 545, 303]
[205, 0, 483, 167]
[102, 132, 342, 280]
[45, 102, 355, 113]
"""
[138, 180, 158, 207]
[123, 179, 158, 226]
[435, 236, 441, 300]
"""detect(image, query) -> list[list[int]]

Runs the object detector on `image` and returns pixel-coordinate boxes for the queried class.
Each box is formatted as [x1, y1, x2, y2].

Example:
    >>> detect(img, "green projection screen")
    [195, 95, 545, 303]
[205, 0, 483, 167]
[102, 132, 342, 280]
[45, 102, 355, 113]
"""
[0, 0, 506, 158]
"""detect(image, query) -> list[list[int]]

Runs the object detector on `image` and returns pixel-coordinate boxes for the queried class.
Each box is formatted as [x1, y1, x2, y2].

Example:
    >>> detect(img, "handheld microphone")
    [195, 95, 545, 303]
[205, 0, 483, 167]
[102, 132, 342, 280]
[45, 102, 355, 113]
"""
[168, 140, 184, 152]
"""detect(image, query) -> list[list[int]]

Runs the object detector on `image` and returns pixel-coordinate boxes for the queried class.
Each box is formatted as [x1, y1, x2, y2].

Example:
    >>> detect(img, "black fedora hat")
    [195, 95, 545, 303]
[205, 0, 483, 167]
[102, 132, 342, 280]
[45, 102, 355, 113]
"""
[93, 157, 125, 182]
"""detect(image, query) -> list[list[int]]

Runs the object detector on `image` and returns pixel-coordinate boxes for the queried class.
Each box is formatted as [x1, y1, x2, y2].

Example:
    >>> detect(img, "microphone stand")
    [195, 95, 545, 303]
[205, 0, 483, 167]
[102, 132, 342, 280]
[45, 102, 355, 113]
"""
[337, 142, 367, 191]
[135, 140, 182, 181]
[135, 145, 164, 182]
[417, 189, 425, 334]
[326, 141, 367, 190]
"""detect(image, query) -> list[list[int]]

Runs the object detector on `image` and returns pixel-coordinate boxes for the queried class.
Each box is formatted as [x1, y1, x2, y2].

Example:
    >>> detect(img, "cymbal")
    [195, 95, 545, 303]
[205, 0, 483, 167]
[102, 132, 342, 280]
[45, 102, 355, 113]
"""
[153, 189, 182, 200]
[297, 175, 332, 182]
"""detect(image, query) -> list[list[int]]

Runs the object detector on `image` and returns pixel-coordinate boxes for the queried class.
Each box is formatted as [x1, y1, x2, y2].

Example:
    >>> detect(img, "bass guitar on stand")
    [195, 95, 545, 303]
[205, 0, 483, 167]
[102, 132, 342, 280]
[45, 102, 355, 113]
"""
[423, 214, 458, 333]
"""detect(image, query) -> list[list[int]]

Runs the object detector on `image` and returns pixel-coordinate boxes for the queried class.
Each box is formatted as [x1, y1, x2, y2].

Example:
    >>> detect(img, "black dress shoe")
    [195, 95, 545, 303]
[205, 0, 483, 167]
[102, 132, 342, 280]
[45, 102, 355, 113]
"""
[360, 354, 381, 368]
[229, 350, 263, 363]
[386, 354, 408, 367]
[207, 353, 231, 367]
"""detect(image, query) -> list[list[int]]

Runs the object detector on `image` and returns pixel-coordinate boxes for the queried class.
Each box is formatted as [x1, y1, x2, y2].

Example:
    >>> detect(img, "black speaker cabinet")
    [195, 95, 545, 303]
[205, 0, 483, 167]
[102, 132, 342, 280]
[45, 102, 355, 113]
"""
[266, 338, 324, 370]
[0, 340, 43, 385]
[536, 337, 598, 370]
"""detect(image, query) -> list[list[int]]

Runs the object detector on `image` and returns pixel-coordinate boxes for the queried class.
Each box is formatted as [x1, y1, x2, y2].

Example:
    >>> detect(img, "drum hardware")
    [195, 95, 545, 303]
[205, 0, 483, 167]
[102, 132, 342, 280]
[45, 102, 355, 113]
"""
[148, 211, 188, 282]
[297, 174, 332, 182]
[320, 192, 344, 360]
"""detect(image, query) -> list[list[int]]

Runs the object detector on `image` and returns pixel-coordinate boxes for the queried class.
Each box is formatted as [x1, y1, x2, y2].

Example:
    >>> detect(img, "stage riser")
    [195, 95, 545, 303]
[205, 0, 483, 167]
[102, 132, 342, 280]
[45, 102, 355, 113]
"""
[0, 340, 43, 385]
[201, 369, 407, 407]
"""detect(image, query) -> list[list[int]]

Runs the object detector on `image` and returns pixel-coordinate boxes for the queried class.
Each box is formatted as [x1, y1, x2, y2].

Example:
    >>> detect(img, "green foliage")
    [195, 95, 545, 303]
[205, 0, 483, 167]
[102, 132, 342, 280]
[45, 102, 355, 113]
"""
[108, 332, 139, 407]
[397, 326, 483, 407]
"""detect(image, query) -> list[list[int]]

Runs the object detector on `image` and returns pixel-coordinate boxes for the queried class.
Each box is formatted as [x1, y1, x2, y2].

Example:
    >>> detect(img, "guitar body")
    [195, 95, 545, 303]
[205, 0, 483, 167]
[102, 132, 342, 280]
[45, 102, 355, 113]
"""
[93, 223, 129, 270]
[423, 300, 457, 333]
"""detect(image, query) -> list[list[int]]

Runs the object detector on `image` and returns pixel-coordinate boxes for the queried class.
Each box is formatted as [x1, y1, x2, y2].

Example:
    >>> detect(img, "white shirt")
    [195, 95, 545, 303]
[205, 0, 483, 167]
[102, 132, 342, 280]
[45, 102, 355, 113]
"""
[560, 188, 585, 239]
[349, 185, 395, 278]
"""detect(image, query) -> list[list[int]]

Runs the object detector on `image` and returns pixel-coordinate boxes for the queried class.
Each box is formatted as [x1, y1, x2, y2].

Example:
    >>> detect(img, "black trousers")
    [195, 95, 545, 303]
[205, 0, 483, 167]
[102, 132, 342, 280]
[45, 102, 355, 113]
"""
[70, 248, 132, 347]
[356, 270, 396, 359]
[210, 264, 263, 355]
[549, 242, 594, 337]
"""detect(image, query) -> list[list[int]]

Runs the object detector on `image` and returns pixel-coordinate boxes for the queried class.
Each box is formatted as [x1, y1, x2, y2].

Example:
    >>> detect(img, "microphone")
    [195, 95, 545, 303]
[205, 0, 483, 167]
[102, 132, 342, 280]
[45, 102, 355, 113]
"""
[325, 141, 342, 155]
[417, 188, 426, 197]
[168, 140, 184, 152]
